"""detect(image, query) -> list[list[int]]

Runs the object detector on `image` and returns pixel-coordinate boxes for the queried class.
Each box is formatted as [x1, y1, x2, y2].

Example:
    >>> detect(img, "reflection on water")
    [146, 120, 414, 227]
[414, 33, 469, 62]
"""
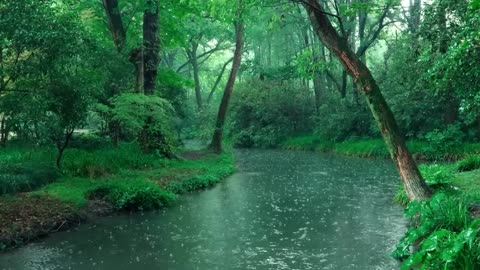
[0, 149, 406, 270]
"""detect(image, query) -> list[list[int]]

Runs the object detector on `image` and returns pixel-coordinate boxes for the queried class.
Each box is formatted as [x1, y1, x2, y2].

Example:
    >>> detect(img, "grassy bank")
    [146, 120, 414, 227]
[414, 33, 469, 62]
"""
[392, 160, 480, 269]
[0, 144, 235, 251]
[282, 135, 480, 161]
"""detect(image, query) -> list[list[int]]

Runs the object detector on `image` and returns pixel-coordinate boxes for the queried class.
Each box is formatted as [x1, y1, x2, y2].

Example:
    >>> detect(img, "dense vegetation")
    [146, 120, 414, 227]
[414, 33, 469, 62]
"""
[1, 0, 480, 268]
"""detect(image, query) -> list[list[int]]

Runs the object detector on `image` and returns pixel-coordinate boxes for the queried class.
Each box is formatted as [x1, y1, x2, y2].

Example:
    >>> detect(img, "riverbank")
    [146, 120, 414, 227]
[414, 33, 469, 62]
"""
[0, 144, 234, 251]
[282, 135, 480, 268]
[282, 135, 480, 161]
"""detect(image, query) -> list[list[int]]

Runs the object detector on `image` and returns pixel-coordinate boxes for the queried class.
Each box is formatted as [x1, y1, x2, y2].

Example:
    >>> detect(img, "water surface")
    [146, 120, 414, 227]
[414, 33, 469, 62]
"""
[0, 149, 406, 270]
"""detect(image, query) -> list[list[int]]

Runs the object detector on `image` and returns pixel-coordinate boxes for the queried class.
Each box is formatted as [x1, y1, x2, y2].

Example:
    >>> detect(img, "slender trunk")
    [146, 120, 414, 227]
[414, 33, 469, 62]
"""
[209, 19, 244, 153]
[340, 70, 347, 98]
[313, 73, 322, 111]
[129, 48, 144, 93]
[0, 117, 7, 147]
[143, 0, 160, 95]
[188, 45, 203, 109]
[56, 130, 74, 168]
[207, 57, 234, 103]
[0, 44, 3, 93]
[103, 0, 127, 52]
[303, 0, 431, 201]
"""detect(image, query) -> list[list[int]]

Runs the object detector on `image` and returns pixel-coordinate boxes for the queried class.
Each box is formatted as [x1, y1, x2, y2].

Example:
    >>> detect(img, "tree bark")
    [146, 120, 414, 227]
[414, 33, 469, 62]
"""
[209, 19, 244, 153]
[0, 117, 8, 147]
[302, 0, 431, 201]
[187, 43, 203, 109]
[103, 0, 127, 52]
[207, 57, 234, 103]
[56, 129, 74, 168]
[143, 0, 160, 95]
[313, 73, 323, 111]
[129, 48, 144, 93]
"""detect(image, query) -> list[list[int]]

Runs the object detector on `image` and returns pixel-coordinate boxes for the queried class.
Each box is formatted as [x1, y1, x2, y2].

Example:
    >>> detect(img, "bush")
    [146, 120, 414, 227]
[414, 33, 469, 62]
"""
[62, 144, 159, 178]
[229, 80, 315, 148]
[457, 155, 480, 172]
[68, 133, 112, 151]
[93, 178, 176, 210]
[424, 124, 465, 155]
[392, 193, 480, 269]
[40, 177, 176, 210]
[0, 162, 60, 195]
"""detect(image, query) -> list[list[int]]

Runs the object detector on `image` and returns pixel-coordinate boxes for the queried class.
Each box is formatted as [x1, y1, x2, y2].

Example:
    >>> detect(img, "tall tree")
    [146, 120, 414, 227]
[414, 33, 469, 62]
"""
[143, 0, 160, 95]
[301, 0, 431, 201]
[209, 0, 245, 153]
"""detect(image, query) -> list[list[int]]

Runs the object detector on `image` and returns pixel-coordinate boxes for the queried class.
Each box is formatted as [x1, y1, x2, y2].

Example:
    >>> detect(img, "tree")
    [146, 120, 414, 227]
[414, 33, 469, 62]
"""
[301, 0, 431, 201]
[209, 0, 245, 153]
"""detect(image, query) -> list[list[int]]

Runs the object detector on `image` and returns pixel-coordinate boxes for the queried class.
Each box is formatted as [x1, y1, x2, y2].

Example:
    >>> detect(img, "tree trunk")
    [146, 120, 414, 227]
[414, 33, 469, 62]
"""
[129, 48, 144, 93]
[56, 130, 74, 168]
[103, 0, 127, 52]
[143, 0, 160, 95]
[0, 117, 8, 147]
[188, 45, 203, 109]
[340, 70, 347, 98]
[209, 19, 244, 153]
[303, 0, 431, 201]
[207, 57, 234, 103]
[313, 73, 322, 111]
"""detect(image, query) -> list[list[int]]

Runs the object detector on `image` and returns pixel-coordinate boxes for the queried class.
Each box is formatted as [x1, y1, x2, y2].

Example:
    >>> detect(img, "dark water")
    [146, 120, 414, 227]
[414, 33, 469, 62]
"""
[0, 149, 406, 270]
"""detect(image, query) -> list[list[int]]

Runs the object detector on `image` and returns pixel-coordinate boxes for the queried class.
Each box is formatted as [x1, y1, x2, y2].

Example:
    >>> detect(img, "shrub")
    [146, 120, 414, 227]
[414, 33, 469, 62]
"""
[392, 193, 480, 269]
[93, 178, 176, 211]
[424, 124, 465, 156]
[457, 155, 480, 172]
[68, 133, 111, 151]
[61, 144, 159, 178]
[0, 162, 60, 195]
[229, 80, 315, 148]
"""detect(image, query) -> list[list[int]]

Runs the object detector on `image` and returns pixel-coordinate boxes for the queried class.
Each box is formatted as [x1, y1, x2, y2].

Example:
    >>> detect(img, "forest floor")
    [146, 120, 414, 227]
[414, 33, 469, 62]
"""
[0, 144, 234, 251]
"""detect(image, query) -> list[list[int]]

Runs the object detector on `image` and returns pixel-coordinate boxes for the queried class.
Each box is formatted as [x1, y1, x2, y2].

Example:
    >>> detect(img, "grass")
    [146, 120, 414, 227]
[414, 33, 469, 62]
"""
[0, 142, 235, 250]
[391, 157, 480, 269]
[281, 134, 480, 161]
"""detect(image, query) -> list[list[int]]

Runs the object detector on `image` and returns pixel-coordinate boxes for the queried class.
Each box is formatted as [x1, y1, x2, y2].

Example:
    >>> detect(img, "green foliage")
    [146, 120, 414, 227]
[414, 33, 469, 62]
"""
[335, 139, 389, 158]
[457, 156, 480, 172]
[420, 164, 456, 185]
[229, 80, 314, 148]
[38, 177, 175, 210]
[61, 144, 160, 178]
[109, 93, 177, 155]
[93, 177, 176, 210]
[68, 133, 112, 151]
[393, 193, 480, 270]
[314, 97, 376, 141]
[423, 125, 465, 154]
[0, 162, 60, 195]
[163, 153, 235, 193]
[281, 134, 333, 151]
[110, 93, 175, 136]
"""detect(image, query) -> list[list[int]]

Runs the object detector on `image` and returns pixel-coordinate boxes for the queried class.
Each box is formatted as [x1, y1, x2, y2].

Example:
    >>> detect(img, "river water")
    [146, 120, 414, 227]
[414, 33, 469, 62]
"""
[0, 149, 406, 270]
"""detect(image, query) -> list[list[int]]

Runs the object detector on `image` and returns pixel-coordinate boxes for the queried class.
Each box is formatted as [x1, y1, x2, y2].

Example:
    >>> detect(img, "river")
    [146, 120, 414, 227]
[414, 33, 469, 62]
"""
[0, 149, 406, 270]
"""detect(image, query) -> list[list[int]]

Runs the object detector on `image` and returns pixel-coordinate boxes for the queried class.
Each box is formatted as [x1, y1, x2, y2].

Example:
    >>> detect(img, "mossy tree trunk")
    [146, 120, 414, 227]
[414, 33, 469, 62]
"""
[143, 0, 160, 96]
[302, 0, 431, 201]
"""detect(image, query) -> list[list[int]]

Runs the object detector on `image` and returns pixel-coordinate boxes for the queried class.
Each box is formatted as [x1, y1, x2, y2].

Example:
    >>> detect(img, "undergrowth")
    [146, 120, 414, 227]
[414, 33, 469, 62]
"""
[392, 156, 480, 269]
[281, 135, 480, 161]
